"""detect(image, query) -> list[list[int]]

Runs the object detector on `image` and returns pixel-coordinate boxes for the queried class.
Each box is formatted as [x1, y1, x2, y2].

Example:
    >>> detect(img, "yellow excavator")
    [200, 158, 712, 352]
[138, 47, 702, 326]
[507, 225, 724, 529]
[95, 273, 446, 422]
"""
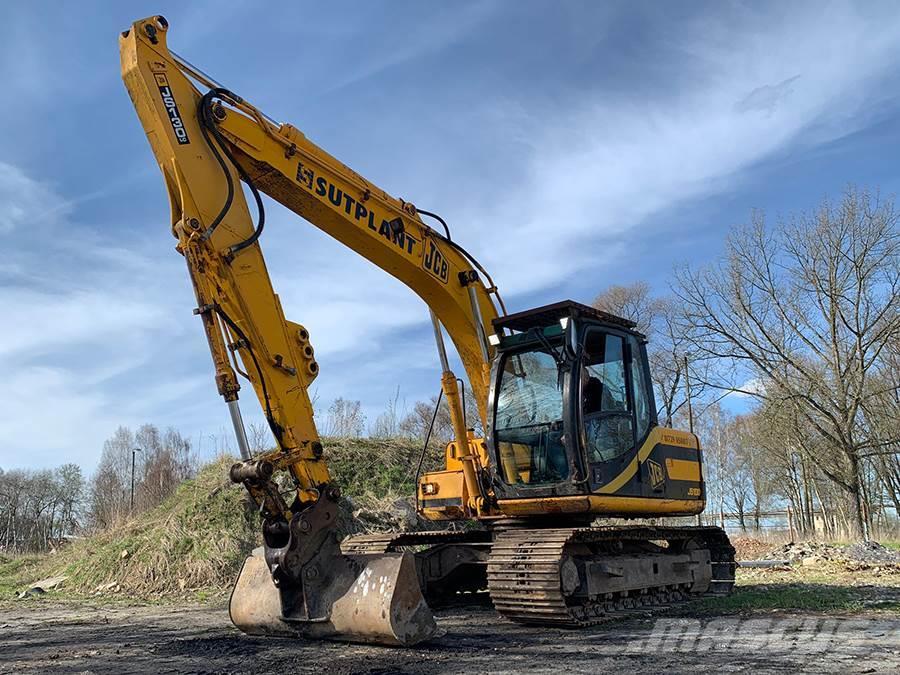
[120, 16, 734, 647]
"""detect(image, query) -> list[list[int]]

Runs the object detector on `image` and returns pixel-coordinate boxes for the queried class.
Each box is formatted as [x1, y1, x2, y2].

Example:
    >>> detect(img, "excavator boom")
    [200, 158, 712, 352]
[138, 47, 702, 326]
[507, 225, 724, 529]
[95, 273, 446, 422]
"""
[119, 15, 502, 645]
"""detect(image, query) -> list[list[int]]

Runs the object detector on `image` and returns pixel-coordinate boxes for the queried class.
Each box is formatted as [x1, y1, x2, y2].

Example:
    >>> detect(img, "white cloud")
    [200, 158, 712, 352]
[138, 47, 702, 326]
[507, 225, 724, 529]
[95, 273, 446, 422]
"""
[0, 162, 69, 233]
[315, 2, 498, 97]
[729, 377, 768, 400]
[462, 2, 900, 293]
[270, 245, 431, 357]
[0, 287, 165, 360]
[0, 366, 117, 468]
[0, 162, 205, 469]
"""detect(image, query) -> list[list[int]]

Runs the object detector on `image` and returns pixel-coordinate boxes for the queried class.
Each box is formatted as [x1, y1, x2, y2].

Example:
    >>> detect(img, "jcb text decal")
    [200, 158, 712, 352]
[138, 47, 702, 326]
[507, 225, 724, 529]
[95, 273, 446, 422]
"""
[296, 160, 448, 284]
[423, 240, 449, 283]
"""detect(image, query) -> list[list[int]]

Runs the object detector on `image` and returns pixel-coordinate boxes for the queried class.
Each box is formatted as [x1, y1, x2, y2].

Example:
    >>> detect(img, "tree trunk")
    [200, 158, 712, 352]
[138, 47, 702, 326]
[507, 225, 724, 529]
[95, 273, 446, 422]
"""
[848, 454, 870, 541]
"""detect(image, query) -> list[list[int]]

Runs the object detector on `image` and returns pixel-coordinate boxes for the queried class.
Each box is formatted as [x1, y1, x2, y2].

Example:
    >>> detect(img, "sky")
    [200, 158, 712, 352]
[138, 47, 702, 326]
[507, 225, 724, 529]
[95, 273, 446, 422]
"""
[3, 0, 900, 471]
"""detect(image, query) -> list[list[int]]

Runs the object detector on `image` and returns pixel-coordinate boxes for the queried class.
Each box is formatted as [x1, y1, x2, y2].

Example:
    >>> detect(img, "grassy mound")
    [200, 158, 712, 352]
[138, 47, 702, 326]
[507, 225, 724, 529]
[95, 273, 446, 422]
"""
[325, 436, 436, 503]
[1, 438, 439, 601]
[327, 437, 445, 536]
[0, 554, 45, 599]
[4, 457, 258, 600]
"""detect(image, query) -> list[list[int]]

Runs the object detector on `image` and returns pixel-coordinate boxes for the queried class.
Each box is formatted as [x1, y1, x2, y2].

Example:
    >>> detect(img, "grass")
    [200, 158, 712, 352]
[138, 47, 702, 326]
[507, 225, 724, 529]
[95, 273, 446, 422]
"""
[0, 554, 44, 598]
[0, 438, 436, 603]
[324, 436, 438, 504]
[687, 562, 900, 616]
[0, 457, 259, 602]
[58, 457, 259, 598]
[691, 584, 891, 613]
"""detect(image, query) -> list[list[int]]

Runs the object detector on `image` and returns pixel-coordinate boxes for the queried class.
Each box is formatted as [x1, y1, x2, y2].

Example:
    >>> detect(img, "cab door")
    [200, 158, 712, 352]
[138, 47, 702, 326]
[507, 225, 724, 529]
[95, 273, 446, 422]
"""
[578, 328, 653, 495]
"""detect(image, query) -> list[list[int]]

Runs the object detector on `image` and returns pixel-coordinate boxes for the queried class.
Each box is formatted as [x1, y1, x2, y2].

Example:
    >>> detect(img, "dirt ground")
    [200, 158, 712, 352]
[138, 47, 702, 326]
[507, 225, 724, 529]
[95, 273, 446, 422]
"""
[1, 599, 898, 674]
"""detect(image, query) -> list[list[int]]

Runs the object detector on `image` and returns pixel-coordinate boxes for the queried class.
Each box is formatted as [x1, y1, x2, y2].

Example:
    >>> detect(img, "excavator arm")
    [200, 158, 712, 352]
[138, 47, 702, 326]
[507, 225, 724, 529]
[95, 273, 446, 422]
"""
[120, 16, 501, 645]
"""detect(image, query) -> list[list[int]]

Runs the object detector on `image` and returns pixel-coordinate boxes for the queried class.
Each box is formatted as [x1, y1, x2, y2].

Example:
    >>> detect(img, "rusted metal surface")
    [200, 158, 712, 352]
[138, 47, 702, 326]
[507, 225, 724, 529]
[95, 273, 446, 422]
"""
[229, 550, 437, 646]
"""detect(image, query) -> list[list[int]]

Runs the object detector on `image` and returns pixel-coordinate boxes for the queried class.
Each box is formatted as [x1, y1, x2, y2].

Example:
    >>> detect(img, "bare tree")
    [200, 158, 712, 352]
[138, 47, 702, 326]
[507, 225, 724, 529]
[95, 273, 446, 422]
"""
[862, 339, 900, 518]
[0, 464, 85, 553]
[593, 282, 658, 337]
[594, 283, 706, 426]
[370, 387, 404, 438]
[731, 416, 776, 532]
[399, 385, 482, 450]
[691, 402, 731, 528]
[89, 424, 196, 528]
[139, 427, 195, 509]
[675, 188, 900, 539]
[247, 422, 273, 455]
[401, 397, 452, 448]
[326, 398, 366, 438]
[89, 426, 134, 528]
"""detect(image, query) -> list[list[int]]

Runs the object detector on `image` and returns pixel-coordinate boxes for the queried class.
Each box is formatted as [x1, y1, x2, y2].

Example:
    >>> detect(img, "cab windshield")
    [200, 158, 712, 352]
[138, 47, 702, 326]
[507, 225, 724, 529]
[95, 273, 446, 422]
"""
[493, 346, 568, 485]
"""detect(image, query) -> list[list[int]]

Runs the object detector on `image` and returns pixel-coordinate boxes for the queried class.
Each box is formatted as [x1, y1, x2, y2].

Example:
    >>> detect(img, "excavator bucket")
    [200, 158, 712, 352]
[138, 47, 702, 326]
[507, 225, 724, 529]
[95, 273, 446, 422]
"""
[229, 549, 438, 646]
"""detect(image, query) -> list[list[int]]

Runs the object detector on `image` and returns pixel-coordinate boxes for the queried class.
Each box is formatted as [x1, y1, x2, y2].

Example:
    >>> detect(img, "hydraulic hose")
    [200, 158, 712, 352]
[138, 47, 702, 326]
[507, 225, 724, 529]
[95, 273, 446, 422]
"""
[196, 89, 266, 259]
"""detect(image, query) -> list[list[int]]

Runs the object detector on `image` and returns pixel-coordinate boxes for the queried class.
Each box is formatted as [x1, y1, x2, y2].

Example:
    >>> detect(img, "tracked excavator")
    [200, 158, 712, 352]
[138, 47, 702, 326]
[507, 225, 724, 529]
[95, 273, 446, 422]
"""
[120, 16, 735, 647]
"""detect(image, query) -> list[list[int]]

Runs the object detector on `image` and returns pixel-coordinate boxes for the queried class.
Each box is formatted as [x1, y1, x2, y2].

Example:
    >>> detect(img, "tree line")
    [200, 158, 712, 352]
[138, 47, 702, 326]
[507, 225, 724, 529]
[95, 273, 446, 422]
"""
[0, 424, 195, 554]
[322, 385, 482, 449]
[594, 187, 899, 540]
[0, 464, 83, 554]
[89, 424, 195, 529]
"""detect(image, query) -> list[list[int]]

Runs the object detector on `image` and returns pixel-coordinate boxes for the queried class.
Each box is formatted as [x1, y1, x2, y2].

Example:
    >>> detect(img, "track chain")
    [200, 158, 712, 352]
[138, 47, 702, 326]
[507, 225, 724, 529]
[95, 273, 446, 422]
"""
[487, 525, 735, 626]
[341, 529, 492, 555]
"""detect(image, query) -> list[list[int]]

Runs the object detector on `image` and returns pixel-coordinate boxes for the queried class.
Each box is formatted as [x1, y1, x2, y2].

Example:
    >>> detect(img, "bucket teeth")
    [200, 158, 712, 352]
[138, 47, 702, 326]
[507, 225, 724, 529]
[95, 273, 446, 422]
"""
[229, 551, 437, 647]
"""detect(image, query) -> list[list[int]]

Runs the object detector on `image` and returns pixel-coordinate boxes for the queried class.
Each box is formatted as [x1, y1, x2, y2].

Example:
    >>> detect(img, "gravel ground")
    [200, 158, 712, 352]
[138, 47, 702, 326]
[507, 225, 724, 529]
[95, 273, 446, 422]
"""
[1, 601, 898, 674]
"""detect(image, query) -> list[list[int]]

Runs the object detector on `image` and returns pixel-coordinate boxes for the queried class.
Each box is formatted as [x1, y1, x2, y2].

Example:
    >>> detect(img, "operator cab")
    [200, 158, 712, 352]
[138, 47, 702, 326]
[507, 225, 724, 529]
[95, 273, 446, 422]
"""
[487, 300, 657, 500]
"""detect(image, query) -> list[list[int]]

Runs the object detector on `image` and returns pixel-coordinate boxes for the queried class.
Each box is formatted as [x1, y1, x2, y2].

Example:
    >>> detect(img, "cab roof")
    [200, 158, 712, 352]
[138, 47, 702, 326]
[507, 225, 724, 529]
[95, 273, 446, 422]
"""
[492, 300, 641, 335]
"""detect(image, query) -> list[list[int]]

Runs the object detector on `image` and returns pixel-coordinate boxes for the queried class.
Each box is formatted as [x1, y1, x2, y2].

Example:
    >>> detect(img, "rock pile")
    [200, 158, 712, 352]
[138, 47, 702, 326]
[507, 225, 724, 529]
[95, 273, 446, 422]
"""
[758, 540, 900, 574]
[844, 541, 900, 564]
[764, 541, 844, 564]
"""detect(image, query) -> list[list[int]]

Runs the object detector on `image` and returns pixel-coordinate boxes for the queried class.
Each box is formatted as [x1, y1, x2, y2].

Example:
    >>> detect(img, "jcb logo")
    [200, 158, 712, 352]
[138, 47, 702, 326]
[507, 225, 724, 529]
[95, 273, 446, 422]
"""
[646, 460, 665, 490]
[423, 239, 449, 284]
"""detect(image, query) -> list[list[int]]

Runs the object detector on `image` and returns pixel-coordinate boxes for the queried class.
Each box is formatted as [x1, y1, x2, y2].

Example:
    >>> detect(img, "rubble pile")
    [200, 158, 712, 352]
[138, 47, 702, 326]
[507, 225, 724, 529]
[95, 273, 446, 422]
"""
[844, 540, 900, 564]
[763, 541, 845, 564]
[338, 495, 425, 535]
[750, 539, 900, 576]
[732, 537, 775, 560]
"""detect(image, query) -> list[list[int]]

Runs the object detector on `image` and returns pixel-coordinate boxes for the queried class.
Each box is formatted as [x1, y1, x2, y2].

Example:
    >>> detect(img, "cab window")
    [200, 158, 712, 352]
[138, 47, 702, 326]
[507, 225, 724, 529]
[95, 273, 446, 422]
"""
[581, 332, 634, 463]
[494, 346, 568, 485]
[629, 335, 651, 441]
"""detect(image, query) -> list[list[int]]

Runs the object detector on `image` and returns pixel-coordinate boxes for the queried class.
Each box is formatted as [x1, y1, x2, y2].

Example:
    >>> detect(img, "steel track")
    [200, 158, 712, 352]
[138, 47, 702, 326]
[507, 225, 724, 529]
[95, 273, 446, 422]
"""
[487, 525, 735, 626]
